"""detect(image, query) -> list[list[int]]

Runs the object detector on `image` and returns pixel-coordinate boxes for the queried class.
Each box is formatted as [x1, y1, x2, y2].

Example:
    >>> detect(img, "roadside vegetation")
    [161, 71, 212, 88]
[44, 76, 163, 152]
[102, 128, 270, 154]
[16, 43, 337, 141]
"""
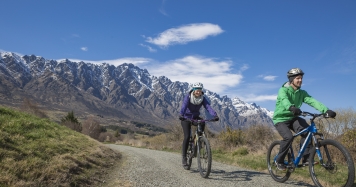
[0, 98, 170, 186]
[0, 104, 121, 186]
[117, 107, 356, 186]
[1, 98, 355, 186]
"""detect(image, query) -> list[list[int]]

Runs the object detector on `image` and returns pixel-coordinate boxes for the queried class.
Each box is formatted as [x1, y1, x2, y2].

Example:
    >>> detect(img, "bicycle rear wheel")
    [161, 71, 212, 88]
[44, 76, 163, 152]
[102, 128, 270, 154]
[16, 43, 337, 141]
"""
[309, 139, 355, 187]
[197, 136, 212, 178]
[267, 141, 291, 183]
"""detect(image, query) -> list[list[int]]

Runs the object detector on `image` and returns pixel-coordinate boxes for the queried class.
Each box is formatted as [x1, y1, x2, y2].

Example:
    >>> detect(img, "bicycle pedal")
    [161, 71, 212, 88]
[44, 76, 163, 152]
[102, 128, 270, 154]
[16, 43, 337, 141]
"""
[286, 165, 295, 172]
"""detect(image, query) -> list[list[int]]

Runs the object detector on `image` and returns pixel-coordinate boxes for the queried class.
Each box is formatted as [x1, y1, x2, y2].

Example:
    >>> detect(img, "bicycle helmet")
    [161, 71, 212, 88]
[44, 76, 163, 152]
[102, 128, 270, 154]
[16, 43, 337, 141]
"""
[192, 82, 203, 90]
[287, 68, 304, 78]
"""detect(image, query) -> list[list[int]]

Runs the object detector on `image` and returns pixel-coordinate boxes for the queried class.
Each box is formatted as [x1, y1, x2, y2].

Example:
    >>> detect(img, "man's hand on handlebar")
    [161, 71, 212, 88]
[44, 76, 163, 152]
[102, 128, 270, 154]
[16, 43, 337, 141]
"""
[325, 110, 336, 118]
[289, 106, 301, 116]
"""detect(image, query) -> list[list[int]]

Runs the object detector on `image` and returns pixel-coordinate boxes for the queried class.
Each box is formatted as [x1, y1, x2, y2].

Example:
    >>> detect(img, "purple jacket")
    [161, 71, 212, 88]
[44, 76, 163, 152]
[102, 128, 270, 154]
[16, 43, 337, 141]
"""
[180, 92, 217, 119]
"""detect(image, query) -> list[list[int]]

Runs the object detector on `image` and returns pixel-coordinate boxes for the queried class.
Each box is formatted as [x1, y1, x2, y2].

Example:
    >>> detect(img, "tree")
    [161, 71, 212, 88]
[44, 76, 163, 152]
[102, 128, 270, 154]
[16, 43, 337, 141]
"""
[61, 111, 82, 132]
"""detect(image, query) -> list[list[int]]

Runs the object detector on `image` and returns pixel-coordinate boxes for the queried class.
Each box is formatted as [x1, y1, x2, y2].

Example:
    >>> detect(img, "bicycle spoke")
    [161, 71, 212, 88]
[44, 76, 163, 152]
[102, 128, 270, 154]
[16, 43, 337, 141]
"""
[309, 139, 355, 187]
[197, 136, 212, 178]
[267, 141, 291, 183]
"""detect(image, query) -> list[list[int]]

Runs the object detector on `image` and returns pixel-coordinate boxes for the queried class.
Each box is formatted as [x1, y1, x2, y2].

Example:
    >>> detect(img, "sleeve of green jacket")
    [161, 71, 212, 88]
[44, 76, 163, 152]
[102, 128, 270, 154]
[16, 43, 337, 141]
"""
[278, 87, 294, 110]
[302, 90, 329, 113]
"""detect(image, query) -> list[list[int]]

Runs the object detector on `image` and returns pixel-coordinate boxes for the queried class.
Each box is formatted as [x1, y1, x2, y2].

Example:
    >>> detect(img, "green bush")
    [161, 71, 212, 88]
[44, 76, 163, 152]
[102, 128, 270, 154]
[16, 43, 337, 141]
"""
[232, 147, 249, 156]
[218, 127, 245, 147]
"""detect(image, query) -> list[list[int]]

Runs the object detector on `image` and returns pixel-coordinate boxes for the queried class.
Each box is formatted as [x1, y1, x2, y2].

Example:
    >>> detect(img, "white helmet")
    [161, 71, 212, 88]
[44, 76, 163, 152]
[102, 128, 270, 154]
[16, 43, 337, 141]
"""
[287, 68, 304, 78]
[192, 82, 203, 89]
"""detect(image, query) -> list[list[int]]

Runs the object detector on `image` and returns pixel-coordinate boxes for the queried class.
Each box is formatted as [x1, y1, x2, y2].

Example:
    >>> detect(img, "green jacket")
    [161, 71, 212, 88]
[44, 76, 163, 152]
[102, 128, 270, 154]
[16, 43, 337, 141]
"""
[272, 82, 328, 124]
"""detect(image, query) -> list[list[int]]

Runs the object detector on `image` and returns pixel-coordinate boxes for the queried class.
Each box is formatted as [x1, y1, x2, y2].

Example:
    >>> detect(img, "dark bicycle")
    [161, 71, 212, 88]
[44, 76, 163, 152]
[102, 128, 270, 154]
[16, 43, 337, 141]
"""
[182, 118, 215, 178]
[267, 111, 355, 187]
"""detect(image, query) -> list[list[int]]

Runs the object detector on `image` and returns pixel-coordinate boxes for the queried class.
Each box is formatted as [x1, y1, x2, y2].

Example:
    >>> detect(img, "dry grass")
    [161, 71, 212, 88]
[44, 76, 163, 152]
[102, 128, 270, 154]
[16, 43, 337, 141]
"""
[0, 106, 121, 187]
[117, 111, 356, 187]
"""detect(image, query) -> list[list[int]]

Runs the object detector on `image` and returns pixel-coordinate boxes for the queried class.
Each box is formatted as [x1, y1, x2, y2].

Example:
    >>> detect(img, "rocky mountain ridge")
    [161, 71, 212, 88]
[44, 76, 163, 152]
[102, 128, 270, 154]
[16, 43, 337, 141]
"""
[0, 52, 274, 132]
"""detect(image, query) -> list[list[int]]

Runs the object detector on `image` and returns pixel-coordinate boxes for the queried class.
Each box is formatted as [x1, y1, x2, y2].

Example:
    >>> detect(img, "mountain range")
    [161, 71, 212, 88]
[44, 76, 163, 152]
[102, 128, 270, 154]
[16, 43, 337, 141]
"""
[0, 52, 274, 132]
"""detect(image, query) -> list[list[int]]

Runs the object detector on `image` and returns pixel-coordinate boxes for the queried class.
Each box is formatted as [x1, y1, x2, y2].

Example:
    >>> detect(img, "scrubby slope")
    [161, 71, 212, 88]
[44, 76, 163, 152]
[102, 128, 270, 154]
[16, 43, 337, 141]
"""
[0, 106, 121, 187]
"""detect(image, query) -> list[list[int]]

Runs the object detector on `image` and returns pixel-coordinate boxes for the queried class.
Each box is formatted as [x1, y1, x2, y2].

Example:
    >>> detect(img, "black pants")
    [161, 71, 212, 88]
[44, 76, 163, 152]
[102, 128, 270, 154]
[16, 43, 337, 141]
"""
[275, 117, 311, 163]
[181, 118, 205, 157]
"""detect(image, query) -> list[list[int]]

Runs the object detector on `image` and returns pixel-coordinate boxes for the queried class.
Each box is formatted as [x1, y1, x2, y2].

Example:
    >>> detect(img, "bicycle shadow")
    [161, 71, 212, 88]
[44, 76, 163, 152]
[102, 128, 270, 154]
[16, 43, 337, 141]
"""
[207, 169, 314, 186]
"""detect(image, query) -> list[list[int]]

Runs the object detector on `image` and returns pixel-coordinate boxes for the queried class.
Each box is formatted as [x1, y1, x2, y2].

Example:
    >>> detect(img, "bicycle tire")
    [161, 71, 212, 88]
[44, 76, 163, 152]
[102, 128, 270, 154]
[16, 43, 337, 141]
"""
[197, 136, 212, 178]
[267, 141, 291, 183]
[309, 139, 355, 187]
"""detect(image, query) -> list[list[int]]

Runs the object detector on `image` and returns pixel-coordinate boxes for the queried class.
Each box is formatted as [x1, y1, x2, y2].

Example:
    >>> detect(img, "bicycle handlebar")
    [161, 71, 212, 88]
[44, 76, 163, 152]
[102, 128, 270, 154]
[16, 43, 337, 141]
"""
[182, 118, 217, 125]
[300, 111, 328, 119]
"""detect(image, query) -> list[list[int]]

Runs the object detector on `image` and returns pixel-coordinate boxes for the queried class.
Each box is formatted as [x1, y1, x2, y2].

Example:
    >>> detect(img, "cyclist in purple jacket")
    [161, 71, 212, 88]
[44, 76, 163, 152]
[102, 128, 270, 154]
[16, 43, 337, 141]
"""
[179, 82, 219, 166]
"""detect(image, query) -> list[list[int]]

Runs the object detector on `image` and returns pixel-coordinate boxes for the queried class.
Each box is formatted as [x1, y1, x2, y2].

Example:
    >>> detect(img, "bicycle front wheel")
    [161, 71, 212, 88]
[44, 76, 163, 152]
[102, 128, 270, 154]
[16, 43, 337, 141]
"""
[184, 143, 194, 170]
[197, 136, 212, 178]
[267, 141, 291, 183]
[309, 139, 355, 187]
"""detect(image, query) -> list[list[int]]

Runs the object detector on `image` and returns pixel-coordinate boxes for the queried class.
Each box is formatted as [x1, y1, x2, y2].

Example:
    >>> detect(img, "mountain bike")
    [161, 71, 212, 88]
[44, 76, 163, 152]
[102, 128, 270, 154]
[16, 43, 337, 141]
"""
[183, 118, 215, 178]
[267, 111, 355, 187]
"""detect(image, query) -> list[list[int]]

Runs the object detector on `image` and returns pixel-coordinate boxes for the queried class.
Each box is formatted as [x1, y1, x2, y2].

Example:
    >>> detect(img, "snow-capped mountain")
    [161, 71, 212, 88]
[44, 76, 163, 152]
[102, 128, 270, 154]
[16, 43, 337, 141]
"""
[232, 97, 274, 118]
[0, 52, 274, 132]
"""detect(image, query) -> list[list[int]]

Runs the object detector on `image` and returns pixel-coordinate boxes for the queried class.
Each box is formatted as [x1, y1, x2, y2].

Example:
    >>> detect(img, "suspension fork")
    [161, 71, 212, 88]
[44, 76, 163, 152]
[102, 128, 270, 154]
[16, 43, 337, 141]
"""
[312, 133, 327, 166]
[196, 132, 206, 154]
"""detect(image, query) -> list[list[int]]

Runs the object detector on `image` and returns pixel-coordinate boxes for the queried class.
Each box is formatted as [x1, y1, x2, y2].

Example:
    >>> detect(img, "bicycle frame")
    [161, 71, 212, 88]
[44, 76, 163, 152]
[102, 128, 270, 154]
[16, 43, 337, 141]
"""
[268, 111, 355, 186]
[189, 119, 210, 155]
[183, 118, 215, 178]
[276, 112, 325, 169]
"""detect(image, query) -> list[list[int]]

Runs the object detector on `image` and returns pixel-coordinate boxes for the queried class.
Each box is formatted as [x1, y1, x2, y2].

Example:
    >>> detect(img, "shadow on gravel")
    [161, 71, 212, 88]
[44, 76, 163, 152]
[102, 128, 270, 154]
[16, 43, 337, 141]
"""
[209, 169, 314, 186]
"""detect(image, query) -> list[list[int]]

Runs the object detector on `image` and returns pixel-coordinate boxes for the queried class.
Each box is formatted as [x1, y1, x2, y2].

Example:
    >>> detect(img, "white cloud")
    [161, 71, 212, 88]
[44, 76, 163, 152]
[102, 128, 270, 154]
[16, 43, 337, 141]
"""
[263, 75, 277, 81]
[145, 55, 242, 92]
[239, 94, 277, 102]
[224, 82, 280, 103]
[239, 64, 249, 72]
[159, 0, 168, 16]
[139, 44, 157, 52]
[59, 57, 153, 67]
[81, 47, 88, 51]
[258, 74, 277, 81]
[145, 23, 224, 48]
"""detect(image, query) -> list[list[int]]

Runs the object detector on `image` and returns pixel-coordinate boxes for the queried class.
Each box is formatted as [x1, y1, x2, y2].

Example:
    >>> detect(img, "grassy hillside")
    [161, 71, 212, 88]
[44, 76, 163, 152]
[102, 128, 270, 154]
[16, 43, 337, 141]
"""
[0, 106, 121, 187]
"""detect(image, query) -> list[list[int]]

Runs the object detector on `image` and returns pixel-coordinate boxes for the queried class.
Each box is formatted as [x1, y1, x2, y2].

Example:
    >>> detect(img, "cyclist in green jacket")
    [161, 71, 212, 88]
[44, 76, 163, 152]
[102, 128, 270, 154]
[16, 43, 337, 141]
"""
[272, 68, 336, 171]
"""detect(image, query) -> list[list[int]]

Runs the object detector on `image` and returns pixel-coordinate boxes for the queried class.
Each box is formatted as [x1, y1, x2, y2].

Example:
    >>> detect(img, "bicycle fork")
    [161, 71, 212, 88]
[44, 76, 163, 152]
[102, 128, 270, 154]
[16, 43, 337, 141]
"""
[312, 133, 336, 170]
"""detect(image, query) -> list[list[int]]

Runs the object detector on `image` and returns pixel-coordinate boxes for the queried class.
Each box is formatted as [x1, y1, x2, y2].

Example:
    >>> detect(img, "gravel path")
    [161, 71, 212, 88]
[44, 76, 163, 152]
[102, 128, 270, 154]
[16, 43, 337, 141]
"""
[104, 144, 313, 187]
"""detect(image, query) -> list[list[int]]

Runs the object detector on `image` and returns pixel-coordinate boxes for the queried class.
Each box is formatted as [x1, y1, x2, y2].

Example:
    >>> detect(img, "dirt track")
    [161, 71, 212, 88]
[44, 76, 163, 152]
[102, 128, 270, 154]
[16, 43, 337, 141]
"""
[104, 144, 313, 187]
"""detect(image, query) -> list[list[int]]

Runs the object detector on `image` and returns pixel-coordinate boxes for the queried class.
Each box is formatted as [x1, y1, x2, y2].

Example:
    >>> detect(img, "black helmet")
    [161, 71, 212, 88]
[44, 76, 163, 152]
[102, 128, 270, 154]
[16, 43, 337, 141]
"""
[287, 68, 304, 78]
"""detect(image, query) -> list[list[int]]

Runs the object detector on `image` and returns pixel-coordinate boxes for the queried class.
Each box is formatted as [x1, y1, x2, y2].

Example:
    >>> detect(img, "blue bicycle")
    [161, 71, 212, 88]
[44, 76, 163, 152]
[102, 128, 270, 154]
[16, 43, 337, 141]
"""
[183, 118, 215, 178]
[267, 111, 355, 187]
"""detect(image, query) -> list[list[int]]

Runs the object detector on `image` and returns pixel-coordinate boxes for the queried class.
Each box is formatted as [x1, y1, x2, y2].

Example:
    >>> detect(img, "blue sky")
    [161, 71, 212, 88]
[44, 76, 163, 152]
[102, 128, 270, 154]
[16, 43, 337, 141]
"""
[1, 1, 355, 112]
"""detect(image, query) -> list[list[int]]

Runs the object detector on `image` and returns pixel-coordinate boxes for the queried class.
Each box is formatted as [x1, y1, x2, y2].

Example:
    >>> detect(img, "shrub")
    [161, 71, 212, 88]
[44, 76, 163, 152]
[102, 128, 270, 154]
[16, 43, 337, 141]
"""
[341, 129, 356, 152]
[244, 124, 278, 151]
[97, 131, 120, 143]
[81, 116, 103, 140]
[167, 122, 182, 142]
[218, 127, 245, 148]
